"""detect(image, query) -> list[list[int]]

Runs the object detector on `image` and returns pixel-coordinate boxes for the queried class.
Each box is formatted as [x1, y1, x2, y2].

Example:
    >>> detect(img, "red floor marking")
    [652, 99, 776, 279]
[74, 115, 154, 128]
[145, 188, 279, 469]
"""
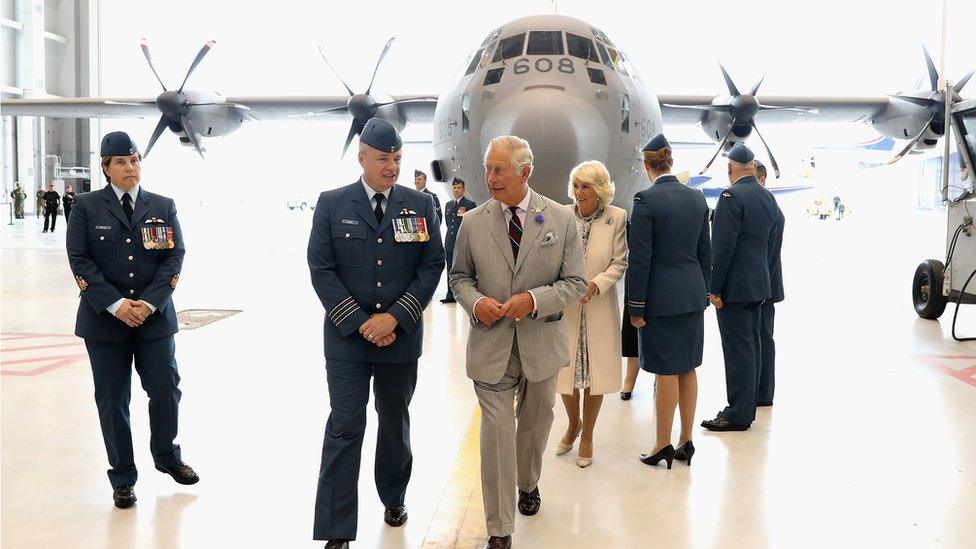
[915, 355, 976, 388]
[1, 333, 88, 376]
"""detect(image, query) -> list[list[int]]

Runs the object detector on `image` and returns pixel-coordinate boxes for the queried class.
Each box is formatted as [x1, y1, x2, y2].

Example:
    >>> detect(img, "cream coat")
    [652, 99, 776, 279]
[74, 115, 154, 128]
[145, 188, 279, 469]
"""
[556, 204, 629, 395]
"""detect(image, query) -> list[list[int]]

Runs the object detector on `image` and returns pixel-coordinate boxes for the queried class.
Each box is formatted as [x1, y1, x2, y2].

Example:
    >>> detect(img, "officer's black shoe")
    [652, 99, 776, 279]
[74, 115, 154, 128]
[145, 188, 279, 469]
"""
[701, 417, 750, 432]
[517, 487, 541, 516]
[113, 485, 137, 509]
[42, 229, 47, 233]
[384, 505, 408, 527]
[155, 462, 200, 485]
[484, 535, 512, 549]
[757, 401, 773, 407]
[324, 540, 350, 549]
[440, 297, 456, 303]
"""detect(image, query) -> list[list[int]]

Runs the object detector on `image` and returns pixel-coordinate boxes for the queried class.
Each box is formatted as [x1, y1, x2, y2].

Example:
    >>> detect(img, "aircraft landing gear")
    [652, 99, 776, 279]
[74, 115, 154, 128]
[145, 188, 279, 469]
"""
[913, 259, 948, 319]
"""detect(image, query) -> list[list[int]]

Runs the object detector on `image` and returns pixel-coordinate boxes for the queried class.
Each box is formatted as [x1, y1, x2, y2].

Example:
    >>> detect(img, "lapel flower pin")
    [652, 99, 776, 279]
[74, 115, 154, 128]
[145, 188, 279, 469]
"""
[530, 206, 544, 224]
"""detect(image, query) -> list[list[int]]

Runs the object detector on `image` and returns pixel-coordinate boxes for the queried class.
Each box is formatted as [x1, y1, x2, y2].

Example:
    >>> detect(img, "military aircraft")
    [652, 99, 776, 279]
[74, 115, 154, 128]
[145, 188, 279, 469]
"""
[2, 14, 971, 210]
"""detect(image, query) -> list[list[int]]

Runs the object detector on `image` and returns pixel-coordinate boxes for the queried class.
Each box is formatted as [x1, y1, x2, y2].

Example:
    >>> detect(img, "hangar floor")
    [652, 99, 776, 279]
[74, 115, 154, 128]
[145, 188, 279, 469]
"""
[2, 192, 975, 548]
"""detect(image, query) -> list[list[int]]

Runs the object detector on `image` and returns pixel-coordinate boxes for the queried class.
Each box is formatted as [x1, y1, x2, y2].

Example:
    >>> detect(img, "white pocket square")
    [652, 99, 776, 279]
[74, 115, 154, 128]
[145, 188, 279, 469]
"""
[540, 231, 559, 247]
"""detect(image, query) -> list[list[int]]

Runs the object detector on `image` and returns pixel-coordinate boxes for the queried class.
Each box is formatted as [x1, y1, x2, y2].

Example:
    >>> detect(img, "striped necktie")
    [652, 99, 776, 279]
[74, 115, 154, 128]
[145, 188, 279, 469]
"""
[508, 206, 522, 259]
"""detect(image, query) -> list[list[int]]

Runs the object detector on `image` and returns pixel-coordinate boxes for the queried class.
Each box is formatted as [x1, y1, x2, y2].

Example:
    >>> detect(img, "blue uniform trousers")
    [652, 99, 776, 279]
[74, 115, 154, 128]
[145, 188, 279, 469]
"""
[85, 333, 182, 488]
[313, 359, 418, 541]
[758, 301, 776, 405]
[444, 244, 456, 300]
[716, 302, 763, 426]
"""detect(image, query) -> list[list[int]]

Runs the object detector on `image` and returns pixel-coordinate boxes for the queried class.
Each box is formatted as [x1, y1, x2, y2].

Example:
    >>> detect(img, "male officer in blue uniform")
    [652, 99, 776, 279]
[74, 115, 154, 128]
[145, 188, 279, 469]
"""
[702, 143, 778, 432]
[754, 161, 785, 406]
[308, 118, 445, 548]
[67, 131, 198, 509]
[440, 177, 477, 303]
[414, 169, 443, 224]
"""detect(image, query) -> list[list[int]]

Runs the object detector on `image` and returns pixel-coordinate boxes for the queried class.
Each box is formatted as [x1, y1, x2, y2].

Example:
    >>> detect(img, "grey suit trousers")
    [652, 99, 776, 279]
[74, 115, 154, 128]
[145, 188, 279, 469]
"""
[473, 338, 558, 537]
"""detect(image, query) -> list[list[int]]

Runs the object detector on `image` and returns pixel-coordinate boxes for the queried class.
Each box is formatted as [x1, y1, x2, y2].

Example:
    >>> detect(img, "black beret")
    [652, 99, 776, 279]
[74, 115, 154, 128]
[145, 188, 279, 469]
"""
[360, 118, 402, 153]
[100, 131, 139, 157]
[642, 133, 670, 152]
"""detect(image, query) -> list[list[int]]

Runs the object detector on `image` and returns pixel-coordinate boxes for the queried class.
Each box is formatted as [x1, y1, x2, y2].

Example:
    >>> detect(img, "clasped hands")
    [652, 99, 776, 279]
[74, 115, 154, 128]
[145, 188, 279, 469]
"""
[114, 299, 153, 327]
[359, 312, 398, 347]
[708, 294, 724, 310]
[475, 292, 534, 326]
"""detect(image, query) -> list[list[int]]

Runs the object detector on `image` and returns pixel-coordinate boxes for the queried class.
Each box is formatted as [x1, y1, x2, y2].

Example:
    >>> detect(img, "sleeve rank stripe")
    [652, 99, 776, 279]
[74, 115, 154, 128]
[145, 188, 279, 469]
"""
[331, 301, 358, 324]
[402, 292, 424, 318]
[333, 304, 360, 326]
[329, 299, 356, 323]
[396, 298, 420, 323]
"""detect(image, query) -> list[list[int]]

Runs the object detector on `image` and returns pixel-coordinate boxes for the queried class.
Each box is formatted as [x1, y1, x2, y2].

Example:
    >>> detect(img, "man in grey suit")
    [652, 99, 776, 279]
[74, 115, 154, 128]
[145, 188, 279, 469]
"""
[449, 135, 587, 549]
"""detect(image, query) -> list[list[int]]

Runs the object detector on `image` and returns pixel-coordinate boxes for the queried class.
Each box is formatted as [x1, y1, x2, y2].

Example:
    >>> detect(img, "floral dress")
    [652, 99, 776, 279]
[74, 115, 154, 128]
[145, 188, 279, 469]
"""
[573, 206, 605, 391]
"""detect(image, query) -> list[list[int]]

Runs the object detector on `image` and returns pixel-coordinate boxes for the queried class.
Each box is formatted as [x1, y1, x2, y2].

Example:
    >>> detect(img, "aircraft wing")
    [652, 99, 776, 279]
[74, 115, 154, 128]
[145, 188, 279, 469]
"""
[658, 94, 891, 124]
[1, 94, 439, 122]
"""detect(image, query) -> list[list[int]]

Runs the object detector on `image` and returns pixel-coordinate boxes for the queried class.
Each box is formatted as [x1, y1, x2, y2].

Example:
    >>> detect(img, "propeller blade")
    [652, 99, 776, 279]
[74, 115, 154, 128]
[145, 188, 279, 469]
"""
[103, 100, 158, 106]
[140, 39, 167, 91]
[922, 45, 939, 92]
[887, 112, 938, 165]
[372, 96, 439, 108]
[719, 63, 741, 97]
[750, 121, 781, 179]
[290, 105, 350, 119]
[757, 105, 814, 113]
[184, 101, 251, 110]
[365, 37, 395, 96]
[177, 40, 216, 93]
[317, 46, 356, 97]
[660, 102, 732, 113]
[700, 119, 737, 175]
[341, 119, 367, 159]
[749, 73, 766, 96]
[887, 94, 934, 107]
[954, 69, 974, 93]
[143, 116, 170, 159]
[179, 115, 205, 159]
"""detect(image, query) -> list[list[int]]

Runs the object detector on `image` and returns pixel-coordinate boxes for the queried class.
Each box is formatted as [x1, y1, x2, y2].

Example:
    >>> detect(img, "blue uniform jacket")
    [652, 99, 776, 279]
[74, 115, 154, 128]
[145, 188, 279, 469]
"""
[67, 185, 185, 342]
[308, 181, 445, 363]
[764, 188, 786, 303]
[444, 196, 477, 254]
[625, 175, 711, 317]
[710, 175, 778, 304]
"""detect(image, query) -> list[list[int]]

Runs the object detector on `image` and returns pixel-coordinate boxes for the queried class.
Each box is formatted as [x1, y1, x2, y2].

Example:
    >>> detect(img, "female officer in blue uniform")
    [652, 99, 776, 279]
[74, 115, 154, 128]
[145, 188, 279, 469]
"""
[67, 131, 198, 509]
[625, 134, 711, 469]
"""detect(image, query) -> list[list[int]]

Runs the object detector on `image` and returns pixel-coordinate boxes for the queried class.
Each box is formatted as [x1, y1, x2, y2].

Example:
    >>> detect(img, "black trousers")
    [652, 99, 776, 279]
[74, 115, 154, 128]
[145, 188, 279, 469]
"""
[758, 301, 776, 404]
[43, 208, 58, 230]
[84, 333, 182, 488]
[716, 302, 763, 426]
[444, 244, 455, 299]
[313, 358, 417, 541]
[64, 204, 73, 221]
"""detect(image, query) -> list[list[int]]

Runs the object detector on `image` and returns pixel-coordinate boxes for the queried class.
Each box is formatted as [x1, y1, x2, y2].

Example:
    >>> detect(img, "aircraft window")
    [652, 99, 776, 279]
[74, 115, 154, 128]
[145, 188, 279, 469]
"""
[480, 28, 501, 48]
[566, 33, 599, 63]
[484, 67, 504, 86]
[620, 94, 630, 133]
[465, 49, 484, 76]
[493, 33, 525, 62]
[483, 41, 499, 68]
[595, 41, 613, 69]
[461, 93, 471, 134]
[589, 27, 609, 43]
[608, 48, 628, 76]
[587, 68, 607, 86]
[526, 31, 564, 55]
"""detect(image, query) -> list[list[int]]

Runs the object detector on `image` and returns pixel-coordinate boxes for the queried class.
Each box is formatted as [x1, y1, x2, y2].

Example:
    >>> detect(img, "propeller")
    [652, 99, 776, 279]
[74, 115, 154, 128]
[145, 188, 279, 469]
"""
[302, 38, 436, 157]
[886, 45, 974, 164]
[669, 64, 803, 178]
[139, 39, 224, 159]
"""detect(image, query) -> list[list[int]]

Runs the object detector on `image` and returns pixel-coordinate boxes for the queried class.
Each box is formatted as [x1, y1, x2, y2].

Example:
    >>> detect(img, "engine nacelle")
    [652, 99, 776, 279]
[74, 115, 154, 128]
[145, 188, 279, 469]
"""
[870, 98, 944, 152]
[701, 112, 752, 150]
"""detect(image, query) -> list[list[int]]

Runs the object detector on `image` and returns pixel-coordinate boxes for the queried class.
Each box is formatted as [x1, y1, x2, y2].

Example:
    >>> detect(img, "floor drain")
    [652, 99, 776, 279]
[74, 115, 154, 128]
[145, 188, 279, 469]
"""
[176, 309, 243, 331]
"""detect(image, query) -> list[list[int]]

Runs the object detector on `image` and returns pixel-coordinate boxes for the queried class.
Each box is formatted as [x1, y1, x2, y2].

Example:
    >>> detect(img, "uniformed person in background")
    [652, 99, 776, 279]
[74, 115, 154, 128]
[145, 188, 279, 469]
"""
[10, 184, 26, 219]
[440, 177, 476, 303]
[35, 187, 45, 217]
[702, 143, 778, 432]
[754, 161, 785, 407]
[42, 182, 60, 232]
[63, 184, 77, 221]
[414, 169, 443, 224]
[308, 118, 445, 549]
[67, 131, 198, 509]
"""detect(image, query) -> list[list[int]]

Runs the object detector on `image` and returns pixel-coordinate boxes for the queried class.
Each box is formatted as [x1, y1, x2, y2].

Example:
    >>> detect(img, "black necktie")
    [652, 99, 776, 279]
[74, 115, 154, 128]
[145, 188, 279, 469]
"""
[122, 193, 133, 222]
[373, 193, 384, 223]
[508, 206, 522, 259]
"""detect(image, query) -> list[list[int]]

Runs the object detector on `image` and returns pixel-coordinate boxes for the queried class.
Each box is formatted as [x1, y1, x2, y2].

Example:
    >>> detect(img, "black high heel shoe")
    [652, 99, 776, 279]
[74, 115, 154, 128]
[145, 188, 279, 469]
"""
[674, 441, 695, 466]
[639, 444, 674, 469]
[619, 391, 632, 401]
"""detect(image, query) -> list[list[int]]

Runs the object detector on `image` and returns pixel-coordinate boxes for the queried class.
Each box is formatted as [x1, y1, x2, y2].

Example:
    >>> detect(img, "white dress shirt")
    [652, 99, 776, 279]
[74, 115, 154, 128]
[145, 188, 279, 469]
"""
[362, 177, 391, 214]
[106, 183, 157, 316]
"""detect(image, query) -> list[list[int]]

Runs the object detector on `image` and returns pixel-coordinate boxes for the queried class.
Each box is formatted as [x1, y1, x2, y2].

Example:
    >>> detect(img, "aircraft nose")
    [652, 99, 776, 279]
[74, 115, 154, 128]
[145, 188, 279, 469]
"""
[480, 87, 609, 204]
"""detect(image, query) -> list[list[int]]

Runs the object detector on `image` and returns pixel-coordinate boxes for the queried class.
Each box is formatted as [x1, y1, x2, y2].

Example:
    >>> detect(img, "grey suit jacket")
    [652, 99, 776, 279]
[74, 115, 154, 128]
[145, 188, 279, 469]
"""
[449, 189, 587, 384]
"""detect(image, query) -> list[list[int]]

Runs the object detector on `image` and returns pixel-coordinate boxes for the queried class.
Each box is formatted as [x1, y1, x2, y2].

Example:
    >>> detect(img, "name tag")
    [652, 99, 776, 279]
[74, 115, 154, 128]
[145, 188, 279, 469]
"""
[340, 219, 360, 225]
[95, 225, 112, 230]
[142, 226, 175, 250]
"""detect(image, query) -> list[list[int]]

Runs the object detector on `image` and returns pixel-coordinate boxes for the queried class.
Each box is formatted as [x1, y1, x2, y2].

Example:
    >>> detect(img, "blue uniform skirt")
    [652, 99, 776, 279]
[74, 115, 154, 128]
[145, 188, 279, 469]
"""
[638, 310, 704, 375]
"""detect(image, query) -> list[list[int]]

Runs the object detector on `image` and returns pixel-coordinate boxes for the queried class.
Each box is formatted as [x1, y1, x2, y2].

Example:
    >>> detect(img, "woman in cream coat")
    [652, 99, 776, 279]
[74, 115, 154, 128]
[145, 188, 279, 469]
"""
[554, 160, 628, 468]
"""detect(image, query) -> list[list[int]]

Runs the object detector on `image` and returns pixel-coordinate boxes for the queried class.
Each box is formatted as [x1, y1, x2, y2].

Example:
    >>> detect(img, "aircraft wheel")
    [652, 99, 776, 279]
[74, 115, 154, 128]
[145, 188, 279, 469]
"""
[913, 259, 948, 319]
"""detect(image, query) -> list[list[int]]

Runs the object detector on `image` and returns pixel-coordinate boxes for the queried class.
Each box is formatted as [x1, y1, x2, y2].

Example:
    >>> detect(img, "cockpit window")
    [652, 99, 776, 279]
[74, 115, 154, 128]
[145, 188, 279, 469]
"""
[587, 68, 607, 85]
[484, 67, 504, 86]
[493, 33, 525, 62]
[480, 28, 501, 48]
[465, 49, 484, 76]
[526, 31, 564, 55]
[595, 41, 612, 68]
[607, 48, 628, 76]
[566, 33, 599, 63]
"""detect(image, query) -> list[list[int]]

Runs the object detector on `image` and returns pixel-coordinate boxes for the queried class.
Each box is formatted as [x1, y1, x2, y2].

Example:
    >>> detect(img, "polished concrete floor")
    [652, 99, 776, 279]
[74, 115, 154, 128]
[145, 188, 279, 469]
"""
[2, 191, 975, 548]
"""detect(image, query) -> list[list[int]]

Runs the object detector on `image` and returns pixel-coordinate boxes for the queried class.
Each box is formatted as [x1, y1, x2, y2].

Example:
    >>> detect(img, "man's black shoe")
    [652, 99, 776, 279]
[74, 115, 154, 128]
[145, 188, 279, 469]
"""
[324, 541, 350, 549]
[384, 505, 408, 527]
[440, 297, 456, 303]
[517, 487, 541, 516]
[113, 485, 136, 508]
[484, 535, 512, 549]
[701, 417, 750, 432]
[155, 462, 200, 485]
